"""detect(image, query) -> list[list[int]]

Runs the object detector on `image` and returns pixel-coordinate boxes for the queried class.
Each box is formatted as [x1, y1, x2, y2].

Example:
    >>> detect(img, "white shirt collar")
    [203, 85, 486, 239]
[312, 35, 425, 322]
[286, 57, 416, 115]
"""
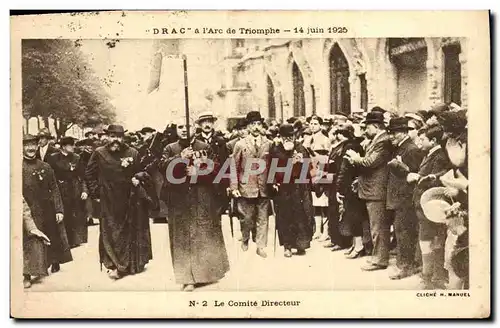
[397, 135, 410, 148]
[427, 145, 441, 156]
[201, 131, 213, 140]
[372, 130, 385, 143]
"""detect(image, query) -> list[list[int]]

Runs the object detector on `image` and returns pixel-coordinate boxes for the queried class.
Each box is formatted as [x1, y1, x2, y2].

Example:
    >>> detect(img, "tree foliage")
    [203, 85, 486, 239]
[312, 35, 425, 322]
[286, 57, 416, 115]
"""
[22, 39, 116, 138]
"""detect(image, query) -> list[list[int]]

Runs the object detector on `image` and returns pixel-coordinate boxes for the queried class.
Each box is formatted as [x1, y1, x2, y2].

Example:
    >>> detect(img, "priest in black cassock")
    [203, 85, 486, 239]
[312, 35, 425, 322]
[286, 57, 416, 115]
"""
[85, 124, 154, 279]
[48, 136, 89, 248]
[22, 134, 72, 281]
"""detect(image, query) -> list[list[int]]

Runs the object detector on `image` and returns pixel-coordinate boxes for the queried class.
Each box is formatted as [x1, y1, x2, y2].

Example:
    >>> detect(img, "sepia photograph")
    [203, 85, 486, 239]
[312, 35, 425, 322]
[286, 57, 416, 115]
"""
[10, 10, 490, 318]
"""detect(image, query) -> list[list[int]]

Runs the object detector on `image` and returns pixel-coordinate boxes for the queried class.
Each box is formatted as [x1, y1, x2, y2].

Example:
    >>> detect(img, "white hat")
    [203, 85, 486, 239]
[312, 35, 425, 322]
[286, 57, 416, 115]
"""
[196, 111, 217, 123]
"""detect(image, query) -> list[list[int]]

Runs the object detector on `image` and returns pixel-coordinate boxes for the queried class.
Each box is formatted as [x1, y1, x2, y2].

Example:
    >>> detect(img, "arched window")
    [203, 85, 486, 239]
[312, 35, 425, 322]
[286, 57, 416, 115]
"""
[388, 38, 428, 113]
[267, 75, 276, 119]
[292, 62, 306, 117]
[329, 43, 351, 115]
[443, 44, 462, 105]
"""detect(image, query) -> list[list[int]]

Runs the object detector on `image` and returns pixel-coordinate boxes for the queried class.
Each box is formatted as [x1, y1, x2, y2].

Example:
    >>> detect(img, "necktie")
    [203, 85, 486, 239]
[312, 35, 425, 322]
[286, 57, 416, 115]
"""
[254, 138, 259, 153]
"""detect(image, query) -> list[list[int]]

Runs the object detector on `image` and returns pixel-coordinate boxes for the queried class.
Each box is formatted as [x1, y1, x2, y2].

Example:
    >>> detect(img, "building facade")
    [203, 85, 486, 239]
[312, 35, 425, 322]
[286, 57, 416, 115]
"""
[218, 37, 468, 123]
[147, 37, 467, 129]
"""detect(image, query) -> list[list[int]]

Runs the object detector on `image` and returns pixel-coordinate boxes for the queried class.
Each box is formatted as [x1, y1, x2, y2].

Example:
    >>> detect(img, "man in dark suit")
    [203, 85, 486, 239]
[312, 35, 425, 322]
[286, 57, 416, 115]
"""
[345, 110, 392, 271]
[386, 117, 425, 279]
[230, 111, 272, 258]
[227, 118, 247, 154]
[36, 128, 59, 162]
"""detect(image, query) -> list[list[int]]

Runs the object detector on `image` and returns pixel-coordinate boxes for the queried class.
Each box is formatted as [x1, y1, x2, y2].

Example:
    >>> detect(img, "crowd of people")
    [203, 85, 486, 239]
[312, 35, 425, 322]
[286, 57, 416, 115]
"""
[21, 102, 469, 292]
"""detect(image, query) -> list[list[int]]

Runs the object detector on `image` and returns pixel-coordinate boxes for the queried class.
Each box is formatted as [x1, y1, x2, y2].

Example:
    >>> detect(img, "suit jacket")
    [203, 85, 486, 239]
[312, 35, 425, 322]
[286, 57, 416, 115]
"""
[357, 131, 392, 201]
[226, 137, 240, 155]
[412, 146, 451, 209]
[386, 138, 425, 210]
[230, 135, 271, 198]
[36, 144, 59, 162]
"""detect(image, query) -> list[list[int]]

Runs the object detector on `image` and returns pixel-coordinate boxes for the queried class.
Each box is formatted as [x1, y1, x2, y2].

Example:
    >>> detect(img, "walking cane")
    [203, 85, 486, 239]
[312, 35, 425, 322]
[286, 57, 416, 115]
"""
[229, 198, 235, 239]
[270, 199, 277, 257]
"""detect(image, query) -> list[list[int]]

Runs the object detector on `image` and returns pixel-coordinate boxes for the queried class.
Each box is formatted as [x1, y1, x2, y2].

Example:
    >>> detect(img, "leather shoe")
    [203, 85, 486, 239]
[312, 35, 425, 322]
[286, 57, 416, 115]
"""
[331, 245, 344, 252]
[51, 263, 60, 273]
[256, 248, 267, 258]
[344, 246, 354, 255]
[361, 263, 387, 271]
[323, 242, 336, 248]
[284, 249, 292, 258]
[389, 269, 414, 280]
[241, 242, 249, 252]
[183, 284, 195, 292]
[345, 248, 365, 259]
[23, 279, 32, 289]
[295, 249, 306, 256]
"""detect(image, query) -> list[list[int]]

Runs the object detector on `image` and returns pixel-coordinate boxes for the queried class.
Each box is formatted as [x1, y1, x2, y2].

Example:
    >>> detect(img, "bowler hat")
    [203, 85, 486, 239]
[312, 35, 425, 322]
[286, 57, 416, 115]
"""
[84, 131, 96, 138]
[279, 124, 294, 138]
[60, 136, 77, 146]
[104, 124, 127, 135]
[362, 111, 385, 125]
[245, 111, 264, 123]
[235, 118, 247, 129]
[140, 127, 156, 134]
[336, 123, 355, 139]
[387, 117, 411, 132]
[196, 111, 217, 123]
[371, 106, 387, 114]
[76, 138, 94, 147]
[23, 134, 39, 144]
[420, 187, 453, 224]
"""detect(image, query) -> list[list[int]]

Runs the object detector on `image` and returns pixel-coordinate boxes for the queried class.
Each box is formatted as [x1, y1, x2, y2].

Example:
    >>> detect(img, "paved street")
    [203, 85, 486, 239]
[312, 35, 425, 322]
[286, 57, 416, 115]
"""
[24, 215, 420, 292]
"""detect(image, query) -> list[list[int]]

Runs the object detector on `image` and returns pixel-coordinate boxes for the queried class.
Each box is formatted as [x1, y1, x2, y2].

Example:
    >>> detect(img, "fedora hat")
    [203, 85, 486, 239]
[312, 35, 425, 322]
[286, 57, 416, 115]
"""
[196, 111, 217, 123]
[387, 117, 411, 132]
[104, 124, 127, 135]
[362, 111, 385, 125]
[140, 126, 156, 134]
[370, 106, 387, 114]
[60, 136, 77, 146]
[279, 124, 294, 138]
[23, 134, 39, 144]
[420, 187, 453, 224]
[245, 111, 264, 123]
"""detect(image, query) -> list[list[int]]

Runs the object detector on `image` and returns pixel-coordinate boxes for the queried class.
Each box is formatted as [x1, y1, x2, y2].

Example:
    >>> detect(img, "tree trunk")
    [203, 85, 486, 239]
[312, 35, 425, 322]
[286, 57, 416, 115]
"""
[41, 116, 49, 129]
[55, 118, 69, 140]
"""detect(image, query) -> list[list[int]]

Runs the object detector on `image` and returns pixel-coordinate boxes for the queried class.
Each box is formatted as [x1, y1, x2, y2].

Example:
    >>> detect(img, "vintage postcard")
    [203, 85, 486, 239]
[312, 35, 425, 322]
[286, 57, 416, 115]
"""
[10, 10, 490, 318]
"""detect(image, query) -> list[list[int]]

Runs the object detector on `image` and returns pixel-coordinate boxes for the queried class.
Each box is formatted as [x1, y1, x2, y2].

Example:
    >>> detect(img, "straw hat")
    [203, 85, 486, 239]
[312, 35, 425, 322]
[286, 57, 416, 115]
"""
[420, 187, 453, 223]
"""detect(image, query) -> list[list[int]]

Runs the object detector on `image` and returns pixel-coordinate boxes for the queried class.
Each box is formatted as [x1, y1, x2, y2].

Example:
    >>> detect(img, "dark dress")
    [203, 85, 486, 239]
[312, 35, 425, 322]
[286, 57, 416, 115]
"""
[335, 139, 367, 238]
[47, 152, 88, 247]
[325, 141, 351, 247]
[270, 142, 314, 250]
[22, 158, 73, 267]
[160, 139, 229, 285]
[23, 196, 49, 277]
[85, 144, 153, 274]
